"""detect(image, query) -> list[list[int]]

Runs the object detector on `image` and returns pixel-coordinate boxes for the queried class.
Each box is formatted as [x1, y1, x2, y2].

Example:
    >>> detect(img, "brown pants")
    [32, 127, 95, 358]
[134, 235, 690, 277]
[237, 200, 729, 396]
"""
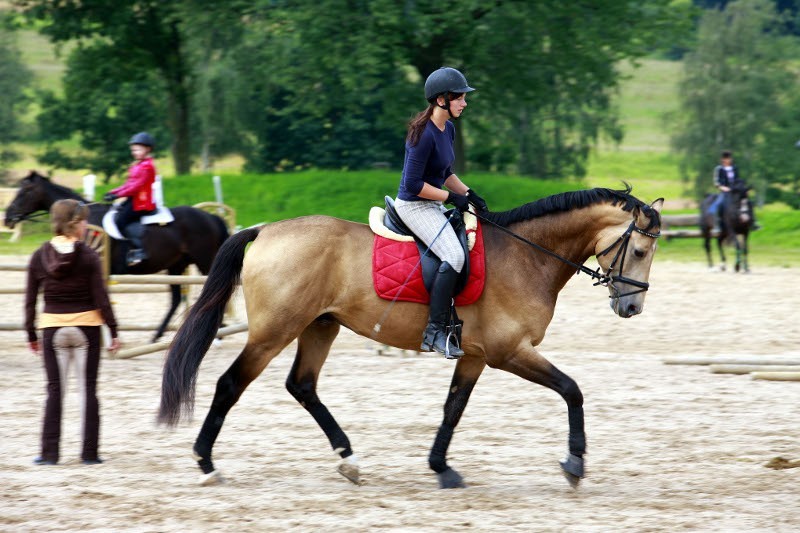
[40, 326, 101, 462]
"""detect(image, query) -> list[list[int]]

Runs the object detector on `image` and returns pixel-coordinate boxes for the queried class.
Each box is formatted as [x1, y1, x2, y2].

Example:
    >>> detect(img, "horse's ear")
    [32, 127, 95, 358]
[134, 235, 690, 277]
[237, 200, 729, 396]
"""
[650, 198, 664, 214]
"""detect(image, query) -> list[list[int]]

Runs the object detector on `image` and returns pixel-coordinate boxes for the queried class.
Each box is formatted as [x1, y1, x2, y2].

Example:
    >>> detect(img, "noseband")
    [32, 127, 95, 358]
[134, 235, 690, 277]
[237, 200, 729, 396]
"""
[596, 221, 661, 299]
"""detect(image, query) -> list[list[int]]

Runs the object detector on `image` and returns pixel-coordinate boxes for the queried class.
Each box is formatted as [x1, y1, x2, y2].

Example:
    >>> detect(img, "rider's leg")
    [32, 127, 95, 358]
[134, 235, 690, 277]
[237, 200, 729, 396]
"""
[421, 261, 464, 358]
[707, 194, 723, 231]
[115, 202, 155, 264]
[394, 199, 466, 358]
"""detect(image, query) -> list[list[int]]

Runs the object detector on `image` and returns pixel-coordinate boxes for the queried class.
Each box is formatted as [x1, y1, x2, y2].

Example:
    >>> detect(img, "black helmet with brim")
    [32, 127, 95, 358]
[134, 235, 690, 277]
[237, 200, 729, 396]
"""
[128, 132, 155, 148]
[424, 67, 475, 103]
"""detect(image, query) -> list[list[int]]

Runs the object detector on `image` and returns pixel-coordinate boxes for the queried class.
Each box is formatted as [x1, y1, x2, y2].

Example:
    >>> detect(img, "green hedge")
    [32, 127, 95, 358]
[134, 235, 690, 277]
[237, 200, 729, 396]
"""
[3, 169, 799, 267]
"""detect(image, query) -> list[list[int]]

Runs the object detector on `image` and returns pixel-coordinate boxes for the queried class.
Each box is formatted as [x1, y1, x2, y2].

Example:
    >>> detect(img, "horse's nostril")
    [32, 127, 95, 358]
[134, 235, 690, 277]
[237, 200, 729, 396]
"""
[627, 304, 638, 315]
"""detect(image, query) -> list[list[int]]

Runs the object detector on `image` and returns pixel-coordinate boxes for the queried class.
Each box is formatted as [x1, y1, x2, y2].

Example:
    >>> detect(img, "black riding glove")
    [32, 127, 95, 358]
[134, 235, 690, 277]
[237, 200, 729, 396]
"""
[446, 191, 470, 212]
[466, 189, 489, 212]
[103, 192, 118, 202]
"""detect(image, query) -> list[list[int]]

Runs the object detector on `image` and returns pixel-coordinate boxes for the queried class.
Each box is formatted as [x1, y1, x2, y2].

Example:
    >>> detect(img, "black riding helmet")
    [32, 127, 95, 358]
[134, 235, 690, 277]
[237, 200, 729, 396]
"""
[424, 67, 475, 118]
[128, 131, 155, 148]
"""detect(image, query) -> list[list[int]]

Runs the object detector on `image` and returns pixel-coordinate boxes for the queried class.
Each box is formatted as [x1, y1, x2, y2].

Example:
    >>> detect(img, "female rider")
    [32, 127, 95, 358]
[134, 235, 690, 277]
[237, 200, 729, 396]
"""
[394, 67, 488, 359]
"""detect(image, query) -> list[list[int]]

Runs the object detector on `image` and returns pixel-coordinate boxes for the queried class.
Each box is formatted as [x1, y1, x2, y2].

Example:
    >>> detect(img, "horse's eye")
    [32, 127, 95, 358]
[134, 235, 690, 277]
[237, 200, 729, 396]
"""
[634, 249, 645, 258]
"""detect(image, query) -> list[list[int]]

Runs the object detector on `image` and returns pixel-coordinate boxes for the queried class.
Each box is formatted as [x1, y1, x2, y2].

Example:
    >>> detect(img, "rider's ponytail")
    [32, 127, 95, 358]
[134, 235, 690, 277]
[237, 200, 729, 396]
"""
[406, 104, 435, 147]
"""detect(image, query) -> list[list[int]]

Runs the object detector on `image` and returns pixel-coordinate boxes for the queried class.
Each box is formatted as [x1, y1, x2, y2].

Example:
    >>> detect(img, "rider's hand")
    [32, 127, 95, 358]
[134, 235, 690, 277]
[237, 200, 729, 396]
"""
[719, 186, 731, 193]
[446, 192, 470, 212]
[466, 189, 489, 212]
[103, 192, 118, 202]
[28, 340, 40, 356]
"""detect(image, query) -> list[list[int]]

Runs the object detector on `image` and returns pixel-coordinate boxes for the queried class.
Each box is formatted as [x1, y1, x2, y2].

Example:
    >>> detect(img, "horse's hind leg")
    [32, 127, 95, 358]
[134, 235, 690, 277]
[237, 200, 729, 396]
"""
[153, 263, 190, 342]
[193, 339, 287, 484]
[717, 236, 727, 271]
[493, 346, 586, 488]
[429, 355, 486, 488]
[284, 316, 360, 484]
[703, 237, 714, 270]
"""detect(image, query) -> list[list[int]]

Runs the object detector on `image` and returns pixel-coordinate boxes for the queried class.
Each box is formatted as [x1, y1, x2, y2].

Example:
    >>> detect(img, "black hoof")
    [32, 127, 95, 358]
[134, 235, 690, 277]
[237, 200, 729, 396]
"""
[437, 467, 466, 489]
[559, 454, 584, 488]
[193, 447, 215, 475]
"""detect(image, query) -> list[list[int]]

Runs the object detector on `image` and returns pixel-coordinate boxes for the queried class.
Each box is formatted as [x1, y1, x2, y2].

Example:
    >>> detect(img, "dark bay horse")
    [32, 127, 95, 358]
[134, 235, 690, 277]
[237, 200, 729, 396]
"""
[700, 182, 753, 272]
[4, 171, 229, 341]
[159, 187, 663, 489]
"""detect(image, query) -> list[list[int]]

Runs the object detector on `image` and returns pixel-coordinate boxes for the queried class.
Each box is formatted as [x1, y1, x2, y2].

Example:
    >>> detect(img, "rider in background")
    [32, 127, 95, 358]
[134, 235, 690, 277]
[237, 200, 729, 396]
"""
[394, 67, 489, 359]
[707, 150, 758, 231]
[103, 132, 157, 266]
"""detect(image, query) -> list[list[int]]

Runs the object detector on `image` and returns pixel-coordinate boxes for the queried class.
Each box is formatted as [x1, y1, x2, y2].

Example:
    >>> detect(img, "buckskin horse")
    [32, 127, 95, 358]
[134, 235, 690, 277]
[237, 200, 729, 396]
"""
[158, 186, 663, 489]
[700, 181, 754, 273]
[4, 171, 229, 341]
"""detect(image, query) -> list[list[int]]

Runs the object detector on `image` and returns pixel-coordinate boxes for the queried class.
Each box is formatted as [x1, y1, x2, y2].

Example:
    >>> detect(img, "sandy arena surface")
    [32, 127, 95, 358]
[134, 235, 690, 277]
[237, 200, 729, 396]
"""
[1, 256, 798, 532]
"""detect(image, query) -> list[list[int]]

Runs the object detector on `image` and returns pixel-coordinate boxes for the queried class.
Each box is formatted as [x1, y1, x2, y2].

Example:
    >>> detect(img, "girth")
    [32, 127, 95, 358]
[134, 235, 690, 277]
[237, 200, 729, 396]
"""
[383, 196, 471, 295]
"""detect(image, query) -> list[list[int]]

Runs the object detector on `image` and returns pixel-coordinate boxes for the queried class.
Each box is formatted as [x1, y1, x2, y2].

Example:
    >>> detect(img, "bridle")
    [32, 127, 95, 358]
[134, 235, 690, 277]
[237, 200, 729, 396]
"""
[471, 210, 661, 299]
[595, 220, 661, 298]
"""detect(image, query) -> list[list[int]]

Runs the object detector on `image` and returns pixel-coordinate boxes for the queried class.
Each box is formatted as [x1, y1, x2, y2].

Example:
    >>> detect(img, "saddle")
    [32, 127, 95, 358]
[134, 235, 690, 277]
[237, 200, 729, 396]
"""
[370, 197, 485, 305]
[384, 196, 471, 294]
[101, 205, 175, 241]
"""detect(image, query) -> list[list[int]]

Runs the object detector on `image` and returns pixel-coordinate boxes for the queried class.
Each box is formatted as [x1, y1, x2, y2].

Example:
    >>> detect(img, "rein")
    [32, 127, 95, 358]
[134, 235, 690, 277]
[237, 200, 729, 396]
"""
[13, 211, 49, 222]
[470, 210, 660, 299]
[10, 200, 105, 223]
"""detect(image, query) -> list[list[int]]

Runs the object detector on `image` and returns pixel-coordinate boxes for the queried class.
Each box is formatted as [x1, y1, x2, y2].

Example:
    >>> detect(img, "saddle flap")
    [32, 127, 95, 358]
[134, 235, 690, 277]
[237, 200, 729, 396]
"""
[383, 196, 414, 237]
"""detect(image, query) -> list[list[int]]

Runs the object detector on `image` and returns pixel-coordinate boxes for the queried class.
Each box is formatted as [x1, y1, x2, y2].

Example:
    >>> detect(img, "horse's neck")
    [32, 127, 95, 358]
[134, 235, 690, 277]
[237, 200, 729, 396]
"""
[41, 180, 83, 207]
[494, 206, 625, 294]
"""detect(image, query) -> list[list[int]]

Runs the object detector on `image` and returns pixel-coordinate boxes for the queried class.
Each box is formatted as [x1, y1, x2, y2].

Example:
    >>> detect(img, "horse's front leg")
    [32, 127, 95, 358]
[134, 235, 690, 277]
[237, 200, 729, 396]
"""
[429, 355, 486, 488]
[492, 346, 585, 488]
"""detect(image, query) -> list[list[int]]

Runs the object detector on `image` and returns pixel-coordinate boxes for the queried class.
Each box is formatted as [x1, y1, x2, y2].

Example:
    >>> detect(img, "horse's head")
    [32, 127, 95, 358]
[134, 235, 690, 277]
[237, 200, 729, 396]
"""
[4, 171, 59, 228]
[594, 198, 663, 318]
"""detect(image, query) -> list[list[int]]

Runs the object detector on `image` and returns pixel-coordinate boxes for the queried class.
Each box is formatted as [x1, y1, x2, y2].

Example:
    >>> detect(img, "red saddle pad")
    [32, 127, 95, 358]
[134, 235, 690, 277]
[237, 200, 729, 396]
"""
[372, 221, 485, 305]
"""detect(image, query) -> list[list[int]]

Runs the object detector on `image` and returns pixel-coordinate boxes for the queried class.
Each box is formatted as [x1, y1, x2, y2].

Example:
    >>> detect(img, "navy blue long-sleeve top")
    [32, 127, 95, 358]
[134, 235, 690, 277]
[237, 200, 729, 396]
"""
[397, 120, 455, 201]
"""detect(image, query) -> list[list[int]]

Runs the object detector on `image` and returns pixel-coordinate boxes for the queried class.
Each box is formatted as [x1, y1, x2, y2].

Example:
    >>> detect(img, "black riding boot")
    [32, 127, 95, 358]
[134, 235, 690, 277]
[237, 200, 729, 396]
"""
[421, 262, 464, 359]
[122, 223, 148, 266]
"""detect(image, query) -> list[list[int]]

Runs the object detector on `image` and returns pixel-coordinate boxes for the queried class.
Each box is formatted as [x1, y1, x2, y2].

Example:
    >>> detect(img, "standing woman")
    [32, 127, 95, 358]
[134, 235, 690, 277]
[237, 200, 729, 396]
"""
[25, 199, 121, 465]
[394, 67, 489, 359]
[103, 132, 157, 266]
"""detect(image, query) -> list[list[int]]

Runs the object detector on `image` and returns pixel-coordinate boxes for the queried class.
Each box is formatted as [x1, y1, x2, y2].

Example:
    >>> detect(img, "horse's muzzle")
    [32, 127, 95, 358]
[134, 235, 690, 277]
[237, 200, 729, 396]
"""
[610, 298, 641, 318]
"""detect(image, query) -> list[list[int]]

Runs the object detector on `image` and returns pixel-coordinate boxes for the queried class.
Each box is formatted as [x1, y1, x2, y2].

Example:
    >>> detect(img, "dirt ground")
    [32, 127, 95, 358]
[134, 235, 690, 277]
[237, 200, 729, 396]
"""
[1, 256, 798, 532]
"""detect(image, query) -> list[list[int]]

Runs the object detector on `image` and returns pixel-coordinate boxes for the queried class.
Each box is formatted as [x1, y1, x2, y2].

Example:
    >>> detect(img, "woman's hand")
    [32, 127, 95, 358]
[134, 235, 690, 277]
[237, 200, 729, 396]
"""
[28, 340, 40, 355]
[446, 192, 470, 212]
[108, 337, 121, 355]
[466, 189, 489, 212]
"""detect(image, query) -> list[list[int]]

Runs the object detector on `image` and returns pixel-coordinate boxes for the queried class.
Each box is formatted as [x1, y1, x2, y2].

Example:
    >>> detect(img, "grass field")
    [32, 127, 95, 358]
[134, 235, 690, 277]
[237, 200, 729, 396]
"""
[3, 169, 798, 267]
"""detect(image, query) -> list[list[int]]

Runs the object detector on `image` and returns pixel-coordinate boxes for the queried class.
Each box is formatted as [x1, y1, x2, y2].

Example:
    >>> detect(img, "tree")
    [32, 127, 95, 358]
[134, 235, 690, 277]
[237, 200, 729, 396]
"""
[225, 0, 688, 177]
[0, 22, 33, 173]
[671, 0, 795, 202]
[16, 0, 195, 174]
[36, 43, 168, 181]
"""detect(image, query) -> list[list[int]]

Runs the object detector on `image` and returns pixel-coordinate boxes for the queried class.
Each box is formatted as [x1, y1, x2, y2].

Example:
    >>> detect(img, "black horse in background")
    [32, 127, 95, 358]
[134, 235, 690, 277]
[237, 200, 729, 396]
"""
[4, 171, 230, 341]
[699, 181, 754, 273]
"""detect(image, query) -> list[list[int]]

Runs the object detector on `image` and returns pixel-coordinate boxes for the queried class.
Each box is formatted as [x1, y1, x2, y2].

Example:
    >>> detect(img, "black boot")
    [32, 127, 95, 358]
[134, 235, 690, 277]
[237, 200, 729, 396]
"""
[126, 248, 147, 266]
[122, 224, 148, 266]
[421, 262, 464, 359]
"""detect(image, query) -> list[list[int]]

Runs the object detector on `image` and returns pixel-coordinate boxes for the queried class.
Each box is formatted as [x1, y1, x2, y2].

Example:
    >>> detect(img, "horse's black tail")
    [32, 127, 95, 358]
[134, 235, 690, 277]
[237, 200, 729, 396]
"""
[158, 225, 262, 427]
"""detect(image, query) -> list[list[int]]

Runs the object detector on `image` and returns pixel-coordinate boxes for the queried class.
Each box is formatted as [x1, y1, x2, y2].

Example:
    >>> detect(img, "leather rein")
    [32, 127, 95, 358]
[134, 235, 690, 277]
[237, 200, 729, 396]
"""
[470, 210, 661, 299]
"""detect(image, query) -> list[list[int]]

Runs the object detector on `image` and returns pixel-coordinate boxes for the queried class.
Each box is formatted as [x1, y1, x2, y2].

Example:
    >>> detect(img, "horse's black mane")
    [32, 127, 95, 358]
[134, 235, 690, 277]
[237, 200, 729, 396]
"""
[482, 184, 661, 231]
[24, 171, 84, 200]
